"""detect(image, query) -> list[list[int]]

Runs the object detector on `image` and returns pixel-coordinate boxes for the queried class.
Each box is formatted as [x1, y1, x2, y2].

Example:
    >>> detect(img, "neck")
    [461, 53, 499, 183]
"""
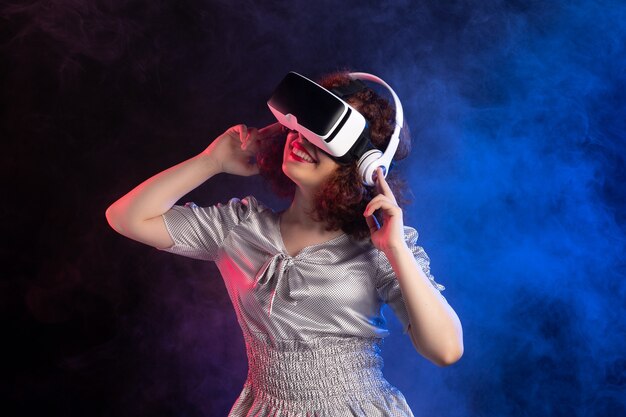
[282, 188, 328, 233]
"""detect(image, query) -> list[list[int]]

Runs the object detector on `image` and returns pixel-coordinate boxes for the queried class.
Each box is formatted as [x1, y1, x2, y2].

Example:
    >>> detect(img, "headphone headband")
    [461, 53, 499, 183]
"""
[348, 72, 404, 186]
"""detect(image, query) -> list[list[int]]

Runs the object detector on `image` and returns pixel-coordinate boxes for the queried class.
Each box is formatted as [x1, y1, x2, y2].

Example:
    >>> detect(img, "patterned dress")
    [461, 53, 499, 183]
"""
[160, 196, 445, 416]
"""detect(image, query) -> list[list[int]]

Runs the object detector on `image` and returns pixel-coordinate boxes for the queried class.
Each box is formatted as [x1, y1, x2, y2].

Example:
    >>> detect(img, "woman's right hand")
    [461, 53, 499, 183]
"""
[202, 124, 258, 176]
[202, 123, 282, 176]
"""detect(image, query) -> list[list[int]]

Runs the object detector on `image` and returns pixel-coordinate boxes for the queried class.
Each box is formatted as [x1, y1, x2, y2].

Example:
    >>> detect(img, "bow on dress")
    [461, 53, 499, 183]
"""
[253, 253, 310, 316]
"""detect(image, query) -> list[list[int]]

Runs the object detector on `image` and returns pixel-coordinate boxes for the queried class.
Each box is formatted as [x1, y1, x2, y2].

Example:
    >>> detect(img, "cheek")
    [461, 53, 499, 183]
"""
[314, 163, 340, 184]
[318, 155, 341, 175]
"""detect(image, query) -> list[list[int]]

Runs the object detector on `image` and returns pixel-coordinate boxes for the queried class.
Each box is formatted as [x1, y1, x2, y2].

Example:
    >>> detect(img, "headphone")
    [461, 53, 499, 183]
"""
[345, 72, 404, 186]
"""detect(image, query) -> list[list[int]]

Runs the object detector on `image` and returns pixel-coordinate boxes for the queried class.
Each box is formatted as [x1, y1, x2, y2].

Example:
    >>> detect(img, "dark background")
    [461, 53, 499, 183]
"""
[2, 0, 625, 416]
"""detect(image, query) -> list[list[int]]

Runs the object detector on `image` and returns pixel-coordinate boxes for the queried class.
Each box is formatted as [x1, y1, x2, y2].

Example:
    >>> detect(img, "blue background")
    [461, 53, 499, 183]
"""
[2, 1, 625, 416]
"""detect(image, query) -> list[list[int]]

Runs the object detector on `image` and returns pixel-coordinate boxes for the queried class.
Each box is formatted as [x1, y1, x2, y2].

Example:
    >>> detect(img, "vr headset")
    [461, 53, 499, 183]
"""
[267, 71, 404, 186]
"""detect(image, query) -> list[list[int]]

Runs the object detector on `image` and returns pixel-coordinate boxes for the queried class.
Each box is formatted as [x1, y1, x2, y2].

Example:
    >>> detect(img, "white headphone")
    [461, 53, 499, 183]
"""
[348, 72, 404, 186]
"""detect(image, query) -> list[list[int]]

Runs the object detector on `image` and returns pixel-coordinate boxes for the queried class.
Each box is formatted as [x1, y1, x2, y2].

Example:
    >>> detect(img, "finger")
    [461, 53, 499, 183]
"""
[230, 123, 247, 137]
[243, 127, 258, 151]
[365, 194, 394, 212]
[364, 199, 384, 217]
[365, 214, 380, 233]
[231, 124, 247, 148]
[246, 128, 264, 154]
[258, 122, 284, 138]
[245, 136, 260, 154]
[369, 194, 392, 204]
[376, 167, 397, 203]
[364, 198, 401, 218]
[242, 126, 253, 149]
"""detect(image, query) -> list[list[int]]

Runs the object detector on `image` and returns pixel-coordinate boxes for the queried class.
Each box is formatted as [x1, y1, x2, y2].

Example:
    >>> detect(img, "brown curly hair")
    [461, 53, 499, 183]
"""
[257, 71, 411, 240]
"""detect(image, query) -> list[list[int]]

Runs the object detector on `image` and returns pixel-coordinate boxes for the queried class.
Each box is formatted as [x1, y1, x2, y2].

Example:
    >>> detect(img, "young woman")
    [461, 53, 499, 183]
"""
[106, 71, 463, 416]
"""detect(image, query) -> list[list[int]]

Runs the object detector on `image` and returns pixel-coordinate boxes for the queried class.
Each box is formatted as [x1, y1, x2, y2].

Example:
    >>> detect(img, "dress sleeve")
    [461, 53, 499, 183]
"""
[376, 226, 445, 333]
[158, 196, 257, 261]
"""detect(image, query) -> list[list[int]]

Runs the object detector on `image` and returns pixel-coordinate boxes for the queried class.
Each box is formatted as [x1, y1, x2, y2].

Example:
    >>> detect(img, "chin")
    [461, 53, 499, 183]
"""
[282, 163, 304, 187]
[282, 164, 318, 191]
[282, 162, 301, 185]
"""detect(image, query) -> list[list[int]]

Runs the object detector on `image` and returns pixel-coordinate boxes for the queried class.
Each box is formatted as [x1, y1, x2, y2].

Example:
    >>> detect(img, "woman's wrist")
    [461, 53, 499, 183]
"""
[197, 151, 223, 176]
[382, 240, 411, 260]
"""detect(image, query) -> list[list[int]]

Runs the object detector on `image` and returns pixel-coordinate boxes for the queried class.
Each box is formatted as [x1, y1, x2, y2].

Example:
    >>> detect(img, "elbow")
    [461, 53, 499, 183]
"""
[432, 344, 464, 367]
[105, 205, 121, 232]
[105, 204, 129, 235]
[408, 325, 464, 367]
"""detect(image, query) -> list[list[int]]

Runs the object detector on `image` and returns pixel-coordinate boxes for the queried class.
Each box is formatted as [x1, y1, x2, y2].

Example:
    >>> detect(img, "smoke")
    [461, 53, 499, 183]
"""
[391, 1, 626, 416]
[2, 0, 625, 416]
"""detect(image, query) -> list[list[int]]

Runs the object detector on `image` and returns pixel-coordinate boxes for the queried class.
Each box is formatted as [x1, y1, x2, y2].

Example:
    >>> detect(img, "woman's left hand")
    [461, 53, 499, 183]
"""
[364, 167, 407, 254]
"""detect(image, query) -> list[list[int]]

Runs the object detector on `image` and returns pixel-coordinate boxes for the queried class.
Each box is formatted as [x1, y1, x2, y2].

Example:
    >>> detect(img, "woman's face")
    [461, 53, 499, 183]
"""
[282, 129, 341, 191]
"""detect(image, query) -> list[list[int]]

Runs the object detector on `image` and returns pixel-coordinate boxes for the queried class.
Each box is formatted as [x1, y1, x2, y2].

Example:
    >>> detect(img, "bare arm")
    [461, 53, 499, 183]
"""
[105, 124, 278, 249]
[105, 152, 220, 249]
[364, 168, 463, 367]
[387, 245, 463, 366]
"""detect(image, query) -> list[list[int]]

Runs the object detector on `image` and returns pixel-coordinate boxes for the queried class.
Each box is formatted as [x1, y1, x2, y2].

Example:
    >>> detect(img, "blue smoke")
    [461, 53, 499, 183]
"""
[4, 0, 625, 416]
[390, 2, 626, 416]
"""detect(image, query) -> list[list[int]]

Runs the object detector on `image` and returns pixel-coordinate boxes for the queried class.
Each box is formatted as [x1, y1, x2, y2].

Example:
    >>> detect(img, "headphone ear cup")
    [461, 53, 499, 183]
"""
[358, 149, 384, 186]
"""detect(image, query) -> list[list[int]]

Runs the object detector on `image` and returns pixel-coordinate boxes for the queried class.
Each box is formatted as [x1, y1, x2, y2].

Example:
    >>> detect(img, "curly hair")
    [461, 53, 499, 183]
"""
[257, 71, 411, 240]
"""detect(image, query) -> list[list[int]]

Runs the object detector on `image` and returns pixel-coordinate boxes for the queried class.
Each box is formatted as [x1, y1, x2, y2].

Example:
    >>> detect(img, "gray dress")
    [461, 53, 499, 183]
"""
[160, 196, 445, 417]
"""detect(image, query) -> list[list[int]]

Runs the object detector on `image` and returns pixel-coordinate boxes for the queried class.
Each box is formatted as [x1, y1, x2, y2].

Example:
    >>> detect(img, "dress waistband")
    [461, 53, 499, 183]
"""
[244, 334, 392, 410]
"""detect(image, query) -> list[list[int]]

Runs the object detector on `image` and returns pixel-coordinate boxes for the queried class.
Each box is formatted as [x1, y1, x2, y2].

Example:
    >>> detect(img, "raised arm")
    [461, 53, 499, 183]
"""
[105, 124, 278, 249]
[365, 168, 463, 367]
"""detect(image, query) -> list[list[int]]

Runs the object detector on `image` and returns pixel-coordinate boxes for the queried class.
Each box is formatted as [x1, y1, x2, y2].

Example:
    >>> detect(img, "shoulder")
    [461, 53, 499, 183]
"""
[212, 195, 271, 218]
[402, 225, 419, 243]
[220, 195, 279, 233]
[374, 225, 421, 278]
[238, 195, 274, 219]
[166, 195, 273, 230]
[372, 226, 420, 260]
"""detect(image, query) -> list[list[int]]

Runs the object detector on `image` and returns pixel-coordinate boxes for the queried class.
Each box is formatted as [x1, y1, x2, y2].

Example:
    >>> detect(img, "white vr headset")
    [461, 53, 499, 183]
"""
[267, 71, 404, 186]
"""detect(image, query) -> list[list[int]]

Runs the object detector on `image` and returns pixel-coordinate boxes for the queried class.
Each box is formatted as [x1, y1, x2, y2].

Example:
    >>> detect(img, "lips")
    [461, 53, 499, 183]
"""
[291, 141, 318, 163]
